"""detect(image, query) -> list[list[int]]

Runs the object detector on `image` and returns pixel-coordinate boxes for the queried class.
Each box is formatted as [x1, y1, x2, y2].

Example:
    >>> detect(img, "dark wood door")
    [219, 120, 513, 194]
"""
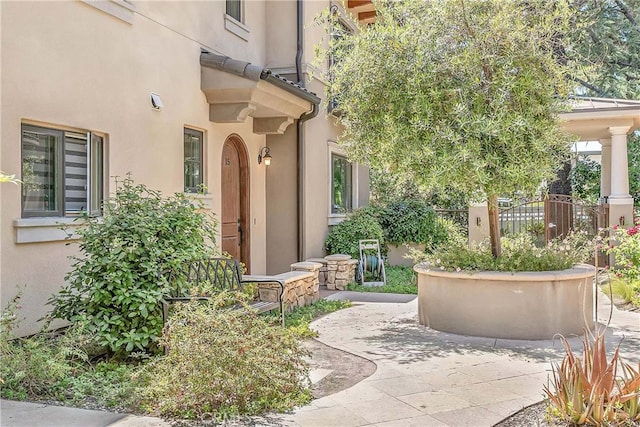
[221, 137, 250, 271]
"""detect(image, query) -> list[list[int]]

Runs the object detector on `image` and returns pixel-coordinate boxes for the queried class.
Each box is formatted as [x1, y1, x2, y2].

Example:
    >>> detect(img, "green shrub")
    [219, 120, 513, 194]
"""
[325, 206, 385, 258]
[141, 295, 311, 419]
[378, 199, 448, 247]
[49, 175, 218, 357]
[419, 231, 594, 272]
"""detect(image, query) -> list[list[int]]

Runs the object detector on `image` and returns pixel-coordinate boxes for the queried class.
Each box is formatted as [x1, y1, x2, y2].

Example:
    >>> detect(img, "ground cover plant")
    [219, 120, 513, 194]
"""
[48, 175, 218, 357]
[348, 265, 417, 294]
[0, 294, 146, 411]
[266, 299, 352, 338]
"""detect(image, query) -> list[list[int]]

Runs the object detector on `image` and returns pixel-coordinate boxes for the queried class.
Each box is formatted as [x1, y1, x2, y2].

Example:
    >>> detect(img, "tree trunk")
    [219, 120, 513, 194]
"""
[488, 194, 501, 258]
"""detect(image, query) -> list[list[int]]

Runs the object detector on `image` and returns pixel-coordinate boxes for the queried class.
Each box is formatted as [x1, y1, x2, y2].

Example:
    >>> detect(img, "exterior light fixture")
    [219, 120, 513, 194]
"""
[258, 146, 272, 166]
[150, 92, 163, 110]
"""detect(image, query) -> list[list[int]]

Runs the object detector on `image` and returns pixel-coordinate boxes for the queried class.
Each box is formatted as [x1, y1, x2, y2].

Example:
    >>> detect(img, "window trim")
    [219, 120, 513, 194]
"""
[327, 141, 358, 225]
[183, 127, 206, 194]
[21, 122, 105, 219]
[224, 12, 250, 41]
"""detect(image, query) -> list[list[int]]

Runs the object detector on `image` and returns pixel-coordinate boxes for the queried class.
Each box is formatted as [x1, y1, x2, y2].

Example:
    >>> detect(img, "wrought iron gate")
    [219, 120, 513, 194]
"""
[499, 194, 608, 246]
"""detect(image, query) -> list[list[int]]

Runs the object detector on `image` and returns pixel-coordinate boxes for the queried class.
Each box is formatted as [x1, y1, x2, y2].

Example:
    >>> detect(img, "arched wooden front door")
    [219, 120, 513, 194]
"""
[221, 135, 250, 272]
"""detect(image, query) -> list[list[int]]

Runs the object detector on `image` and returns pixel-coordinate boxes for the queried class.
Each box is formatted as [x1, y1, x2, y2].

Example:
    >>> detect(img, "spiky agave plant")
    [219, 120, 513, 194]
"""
[544, 326, 640, 425]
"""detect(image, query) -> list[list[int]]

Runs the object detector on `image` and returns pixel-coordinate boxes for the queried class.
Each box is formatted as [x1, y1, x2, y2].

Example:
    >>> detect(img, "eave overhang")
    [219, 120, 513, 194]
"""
[559, 97, 640, 140]
[200, 51, 320, 134]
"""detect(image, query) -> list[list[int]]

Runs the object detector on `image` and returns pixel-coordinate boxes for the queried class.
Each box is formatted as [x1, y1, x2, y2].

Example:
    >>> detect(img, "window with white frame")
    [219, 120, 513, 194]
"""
[184, 128, 204, 193]
[226, 0, 242, 22]
[21, 124, 104, 218]
[331, 153, 353, 214]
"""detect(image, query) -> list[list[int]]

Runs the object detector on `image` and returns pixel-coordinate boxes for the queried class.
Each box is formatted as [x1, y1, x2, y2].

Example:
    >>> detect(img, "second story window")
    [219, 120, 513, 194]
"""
[184, 128, 204, 193]
[226, 0, 242, 22]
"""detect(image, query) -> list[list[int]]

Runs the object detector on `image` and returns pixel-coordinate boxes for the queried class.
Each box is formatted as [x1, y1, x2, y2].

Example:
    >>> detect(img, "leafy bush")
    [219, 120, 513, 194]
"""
[605, 217, 640, 307]
[325, 206, 385, 258]
[49, 176, 218, 357]
[545, 328, 640, 425]
[141, 295, 311, 419]
[418, 231, 594, 272]
[570, 156, 601, 203]
[378, 199, 448, 247]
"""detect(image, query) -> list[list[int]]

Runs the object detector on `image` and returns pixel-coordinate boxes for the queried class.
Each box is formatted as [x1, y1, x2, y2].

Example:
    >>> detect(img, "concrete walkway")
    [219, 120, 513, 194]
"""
[1, 290, 638, 427]
[280, 290, 639, 427]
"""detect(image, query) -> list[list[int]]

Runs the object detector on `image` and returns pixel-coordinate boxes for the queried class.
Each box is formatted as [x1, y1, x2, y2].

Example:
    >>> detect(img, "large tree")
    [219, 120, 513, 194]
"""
[567, 0, 640, 99]
[325, 0, 576, 257]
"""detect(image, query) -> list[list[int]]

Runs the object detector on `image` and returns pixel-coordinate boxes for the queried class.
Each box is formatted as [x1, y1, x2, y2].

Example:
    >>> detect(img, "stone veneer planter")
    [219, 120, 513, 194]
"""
[414, 264, 596, 340]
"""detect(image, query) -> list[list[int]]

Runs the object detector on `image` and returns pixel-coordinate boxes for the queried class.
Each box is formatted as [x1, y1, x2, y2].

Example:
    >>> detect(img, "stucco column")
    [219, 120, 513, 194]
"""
[468, 203, 490, 248]
[608, 126, 634, 228]
[599, 138, 611, 200]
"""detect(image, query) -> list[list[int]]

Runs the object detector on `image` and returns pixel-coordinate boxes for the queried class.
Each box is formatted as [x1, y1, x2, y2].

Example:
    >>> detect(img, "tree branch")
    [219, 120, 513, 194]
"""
[614, 0, 639, 30]
[570, 75, 607, 97]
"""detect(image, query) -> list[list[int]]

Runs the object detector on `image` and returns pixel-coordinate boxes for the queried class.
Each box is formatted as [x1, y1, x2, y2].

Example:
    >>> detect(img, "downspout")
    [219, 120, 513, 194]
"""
[297, 104, 319, 261]
[296, 0, 305, 261]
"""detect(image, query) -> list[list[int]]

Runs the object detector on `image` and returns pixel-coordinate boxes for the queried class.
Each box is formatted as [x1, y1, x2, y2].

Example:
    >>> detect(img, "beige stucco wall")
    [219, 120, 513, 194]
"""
[265, 127, 299, 274]
[1, 1, 270, 335]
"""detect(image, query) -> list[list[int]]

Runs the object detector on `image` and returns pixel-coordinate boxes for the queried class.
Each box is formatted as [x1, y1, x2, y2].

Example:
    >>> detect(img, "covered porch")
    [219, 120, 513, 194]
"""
[560, 97, 640, 229]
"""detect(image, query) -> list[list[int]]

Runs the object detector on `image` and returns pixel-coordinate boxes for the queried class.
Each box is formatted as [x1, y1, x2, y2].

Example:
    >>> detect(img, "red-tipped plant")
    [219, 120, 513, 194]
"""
[545, 326, 640, 425]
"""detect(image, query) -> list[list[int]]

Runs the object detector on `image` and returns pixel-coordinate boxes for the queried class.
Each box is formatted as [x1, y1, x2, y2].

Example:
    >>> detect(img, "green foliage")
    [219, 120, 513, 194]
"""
[565, 0, 640, 99]
[570, 156, 601, 203]
[0, 171, 20, 184]
[608, 277, 640, 307]
[321, 0, 576, 258]
[49, 175, 218, 357]
[370, 169, 469, 210]
[1, 294, 84, 401]
[270, 299, 352, 338]
[325, 206, 385, 258]
[606, 218, 640, 307]
[348, 265, 417, 294]
[1, 294, 148, 411]
[377, 199, 448, 247]
[629, 133, 640, 204]
[419, 231, 594, 272]
[141, 295, 311, 419]
[545, 328, 640, 425]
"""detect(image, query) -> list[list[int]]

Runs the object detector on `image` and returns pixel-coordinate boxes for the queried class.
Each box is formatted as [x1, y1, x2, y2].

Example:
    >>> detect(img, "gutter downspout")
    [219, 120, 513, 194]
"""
[296, 0, 305, 262]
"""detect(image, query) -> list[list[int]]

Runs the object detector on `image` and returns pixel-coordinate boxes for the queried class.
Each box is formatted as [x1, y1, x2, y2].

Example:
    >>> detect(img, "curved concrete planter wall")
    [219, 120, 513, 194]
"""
[414, 264, 596, 340]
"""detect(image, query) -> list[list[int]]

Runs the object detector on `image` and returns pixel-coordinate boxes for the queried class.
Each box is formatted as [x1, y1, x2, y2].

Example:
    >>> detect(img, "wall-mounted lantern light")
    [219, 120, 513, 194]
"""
[258, 146, 272, 166]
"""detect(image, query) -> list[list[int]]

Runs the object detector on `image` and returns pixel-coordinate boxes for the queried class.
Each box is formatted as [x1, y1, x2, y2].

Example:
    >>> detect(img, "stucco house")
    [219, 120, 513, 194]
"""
[0, 0, 370, 335]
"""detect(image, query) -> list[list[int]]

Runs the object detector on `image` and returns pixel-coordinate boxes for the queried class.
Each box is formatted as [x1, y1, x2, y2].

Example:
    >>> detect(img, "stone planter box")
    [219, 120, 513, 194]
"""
[414, 264, 596, 340]
[387, 243, 424, 267]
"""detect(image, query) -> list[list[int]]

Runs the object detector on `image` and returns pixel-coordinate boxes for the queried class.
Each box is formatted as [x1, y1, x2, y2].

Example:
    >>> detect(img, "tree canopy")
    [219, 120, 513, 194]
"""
[566, 0, 640, 99]
[325, 0, 577, 256]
